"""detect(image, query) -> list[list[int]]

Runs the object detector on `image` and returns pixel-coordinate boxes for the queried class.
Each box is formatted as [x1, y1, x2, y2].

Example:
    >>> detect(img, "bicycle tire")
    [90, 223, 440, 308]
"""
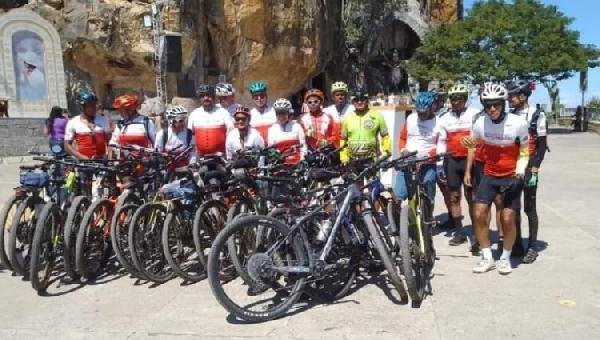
[110, 202, 145, 279]
[128, 203, 173, 283]
[30, 202, 60, 293]
[397, 201, 426, 304]
[163, 208, 206, 282]
[363, 211, 408, 301]
[8, 195, 44, 276]
[76, 198, 112, 281]
[63, 195, 90, 281]
[207, 214, 306, 322]
[0, 194, 21, 271]
[193, 200, 227, 268]
[225, 199, 259, 285]
[419, 198, 436, 268]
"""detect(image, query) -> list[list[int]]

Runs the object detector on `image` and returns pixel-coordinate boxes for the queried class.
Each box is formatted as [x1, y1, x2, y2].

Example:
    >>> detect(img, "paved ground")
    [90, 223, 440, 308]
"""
[0, 129, 599, 339]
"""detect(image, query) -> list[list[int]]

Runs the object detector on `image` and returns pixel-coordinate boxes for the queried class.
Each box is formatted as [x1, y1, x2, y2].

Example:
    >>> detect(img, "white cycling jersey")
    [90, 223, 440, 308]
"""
[225, 127, 265, 159]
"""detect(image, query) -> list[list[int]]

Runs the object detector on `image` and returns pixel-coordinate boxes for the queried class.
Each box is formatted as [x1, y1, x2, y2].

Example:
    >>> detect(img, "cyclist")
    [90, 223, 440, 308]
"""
[299, 88, 340, 149]
[339, 88, 390, 163]
[323, 81, 354, 122]
[155, 105, 194, 166]
[248, 81, 276, 142]
[394, 91, 439, 202]
[225, 105, 264, 159]
[470, 83, 529, 275]
[506, 79, 547, 263]
[437, 84, 480, 249]
[64, 89, 111, 160]
[216, 83, 239, 116]
[109, 94, 156, 157]
[267, 98, 306, 165]
[187, 84, 233, 158]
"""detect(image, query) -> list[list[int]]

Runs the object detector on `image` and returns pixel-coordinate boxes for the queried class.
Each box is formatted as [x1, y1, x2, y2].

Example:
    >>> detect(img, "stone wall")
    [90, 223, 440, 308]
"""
[0, 118, 48, 157]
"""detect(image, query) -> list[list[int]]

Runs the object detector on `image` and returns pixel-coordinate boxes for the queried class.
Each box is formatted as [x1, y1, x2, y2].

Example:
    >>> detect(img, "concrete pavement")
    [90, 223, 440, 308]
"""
[0, 130, 599, 339]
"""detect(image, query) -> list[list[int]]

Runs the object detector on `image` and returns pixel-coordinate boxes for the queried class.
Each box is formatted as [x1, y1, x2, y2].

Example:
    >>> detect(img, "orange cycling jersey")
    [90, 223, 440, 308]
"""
[64, 115, 111, 159]
[188, 106, 233, 155]
[298, 111, 340, 149]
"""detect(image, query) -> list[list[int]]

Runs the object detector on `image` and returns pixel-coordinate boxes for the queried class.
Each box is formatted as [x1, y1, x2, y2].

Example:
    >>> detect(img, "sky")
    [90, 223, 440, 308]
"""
[462, 0, 599, 109]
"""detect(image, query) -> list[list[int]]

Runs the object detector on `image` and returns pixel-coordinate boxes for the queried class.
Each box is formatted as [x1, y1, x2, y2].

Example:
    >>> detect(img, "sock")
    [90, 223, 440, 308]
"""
[453, 217, 463, 231]
[481, 247, 493, 261]
[501, 249, 512, 260]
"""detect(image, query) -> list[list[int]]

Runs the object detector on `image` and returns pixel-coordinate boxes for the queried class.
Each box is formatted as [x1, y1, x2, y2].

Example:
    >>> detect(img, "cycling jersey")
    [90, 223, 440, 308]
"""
[188, 106, 233, 155]
[437, 107, 480, 159]
[341, 109, 389, 160]
[250, 105, 277, 142]
[298, 111, 340, 149]
[511, 106, 547, 165]
[64, 115, 111, 159]
[471, 113, 529, 178]
[111, 115, 156, 148]
[225, 128, 264, 160]
[323, 103, 354, 123]
[154, 128, 194, 166]
[471, 111, 486, 163]
[398, 113, 439, 159]
[268, 121, 306, 165]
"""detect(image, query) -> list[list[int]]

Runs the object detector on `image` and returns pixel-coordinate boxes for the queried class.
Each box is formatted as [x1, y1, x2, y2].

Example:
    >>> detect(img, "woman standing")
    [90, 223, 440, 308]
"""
[43, 106, 68, 155]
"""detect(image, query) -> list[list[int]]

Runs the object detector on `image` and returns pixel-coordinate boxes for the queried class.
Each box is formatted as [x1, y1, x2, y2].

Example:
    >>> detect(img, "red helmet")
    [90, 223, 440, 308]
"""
[113, 94, 139, 110]
[304, 89, 324, 102]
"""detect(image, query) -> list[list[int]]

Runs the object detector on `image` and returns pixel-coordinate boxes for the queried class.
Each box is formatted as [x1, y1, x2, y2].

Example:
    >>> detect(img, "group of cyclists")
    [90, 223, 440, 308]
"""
[56, 77, 546, 276]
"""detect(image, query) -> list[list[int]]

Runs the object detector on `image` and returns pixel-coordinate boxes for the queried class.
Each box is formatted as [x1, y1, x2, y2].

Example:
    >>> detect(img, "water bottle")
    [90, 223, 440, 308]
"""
[316, 219, 333, 243]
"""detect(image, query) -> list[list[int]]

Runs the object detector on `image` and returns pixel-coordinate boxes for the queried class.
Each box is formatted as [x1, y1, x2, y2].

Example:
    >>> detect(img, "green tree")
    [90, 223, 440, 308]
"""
[407, 0, 599, 85]
[588, 97, 600, 110]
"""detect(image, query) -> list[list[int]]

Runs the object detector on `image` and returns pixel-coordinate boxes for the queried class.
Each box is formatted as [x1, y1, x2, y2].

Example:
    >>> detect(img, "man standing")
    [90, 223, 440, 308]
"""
[506, 79, 548, 263]
[248, 81, 276, 143]
[109, 94, 157, 157]
[65, 89, 111, 160]
[469, 83, 529, 275]
[225, 105, 264, 159]
[324, 81, 354, 123]
[299, 89, 340, 149]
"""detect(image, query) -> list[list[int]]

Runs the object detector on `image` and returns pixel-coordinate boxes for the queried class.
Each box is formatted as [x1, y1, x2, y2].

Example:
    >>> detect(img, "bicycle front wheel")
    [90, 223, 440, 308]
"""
[30, 202, 61, 293]
[0, 194, 21, 271]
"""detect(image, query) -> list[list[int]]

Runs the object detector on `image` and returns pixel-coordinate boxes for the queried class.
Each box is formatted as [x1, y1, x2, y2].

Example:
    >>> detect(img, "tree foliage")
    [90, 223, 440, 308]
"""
[407, 0, 599, 84]
[343, 0, 409, 47]
[588, 97, 600, 110]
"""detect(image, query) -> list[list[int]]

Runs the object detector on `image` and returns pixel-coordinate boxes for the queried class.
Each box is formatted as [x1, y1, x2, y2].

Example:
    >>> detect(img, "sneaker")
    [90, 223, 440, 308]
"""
[469, 242, 480, 255]
[522, 248, 538, 264]
[472, 258, 496, 273]
[449, 233, 467, 246]
[497, 258, 512, 275]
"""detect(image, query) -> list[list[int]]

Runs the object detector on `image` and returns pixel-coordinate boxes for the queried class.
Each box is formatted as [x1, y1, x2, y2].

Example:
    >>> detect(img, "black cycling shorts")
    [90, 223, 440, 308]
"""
[444, 157, 467, 191]
[472, 161, 484, 190]
[475, 175, 523, 211]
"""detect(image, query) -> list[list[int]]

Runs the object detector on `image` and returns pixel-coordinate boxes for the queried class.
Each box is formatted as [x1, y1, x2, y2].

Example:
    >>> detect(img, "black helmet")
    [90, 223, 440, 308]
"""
[196, 84, 215, 97]
[505, 79, 532, 97]
[351, 88, 369, 101]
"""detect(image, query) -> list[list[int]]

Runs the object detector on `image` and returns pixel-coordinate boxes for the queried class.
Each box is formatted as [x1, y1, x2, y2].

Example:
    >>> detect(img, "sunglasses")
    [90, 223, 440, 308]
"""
[306, 100, 320, 105]
[234, 116, 248, 122]
[484, 101, 504, 109]
[252, 93, 266, 99]
[450, 96, 467, 101]
[354, 98, 368, 102]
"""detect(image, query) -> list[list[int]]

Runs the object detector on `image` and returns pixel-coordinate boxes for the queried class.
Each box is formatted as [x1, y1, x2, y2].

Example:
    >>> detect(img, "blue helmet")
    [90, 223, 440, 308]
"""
[415, 91, 435, 112]
[76, 89, 97, 106]
[248, 81, 267, 94]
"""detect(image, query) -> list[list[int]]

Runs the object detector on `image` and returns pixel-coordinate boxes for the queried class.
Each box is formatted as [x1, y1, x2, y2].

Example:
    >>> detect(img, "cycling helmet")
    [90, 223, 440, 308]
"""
[248, 81, 267, 94]
[304, 88, 325, 102]
[505, 79, 532, 97]
[196, 84, 215, 97]
[165, 105, 188, 123]
[480, 83, 508, 102]
[233, 105, 250, 119]
[76, 89, 98, 106]
[415, 91, 436, 112]
[273, 98, 293, 113]
[113, 94, 139, 110]
[448, 83, 469, 97]
[351, 88, 369, 101]
[330, 81, 348, 94]
[216, 83, 234, 97]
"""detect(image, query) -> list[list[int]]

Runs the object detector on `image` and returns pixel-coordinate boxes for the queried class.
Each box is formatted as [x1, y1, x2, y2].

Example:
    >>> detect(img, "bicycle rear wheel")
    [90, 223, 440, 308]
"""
[129, 203, 173, 283]
[396, 200, 426, 305]
[193, 200, 227, 268]
[8, 195, 44, 277]
[63, 195, 90, 281]
[111, 203, 145, 279]
[0, 194, 21, 271]
[207, 215, 306, 322]
[76, 198, 113, 281]
[30, 202, 60, 293]
[163, 208, 205, 282]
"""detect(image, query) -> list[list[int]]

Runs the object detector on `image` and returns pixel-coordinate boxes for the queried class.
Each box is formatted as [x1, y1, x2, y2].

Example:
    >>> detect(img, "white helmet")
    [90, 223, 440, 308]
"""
[165, 105, 188, 122]
[448, 83, 469, 96]
[480, 83, 508, 102]
[273, 98, 293, 113]
[215, 83, 234, 97]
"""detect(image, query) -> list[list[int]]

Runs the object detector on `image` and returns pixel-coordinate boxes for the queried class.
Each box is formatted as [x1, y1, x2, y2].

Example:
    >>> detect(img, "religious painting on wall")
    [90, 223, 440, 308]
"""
[12, 30, 47, 101]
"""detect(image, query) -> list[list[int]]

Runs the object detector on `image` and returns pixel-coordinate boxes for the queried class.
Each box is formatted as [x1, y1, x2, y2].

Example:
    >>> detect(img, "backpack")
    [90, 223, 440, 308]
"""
[528, 109, 550, 152]
[116, 115, 152, 143]
[162, 128, 193, 151]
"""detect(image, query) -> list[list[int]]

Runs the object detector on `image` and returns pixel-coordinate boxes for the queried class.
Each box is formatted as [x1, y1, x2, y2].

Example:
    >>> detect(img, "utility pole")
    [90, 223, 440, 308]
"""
[152, 1, 168, 113]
